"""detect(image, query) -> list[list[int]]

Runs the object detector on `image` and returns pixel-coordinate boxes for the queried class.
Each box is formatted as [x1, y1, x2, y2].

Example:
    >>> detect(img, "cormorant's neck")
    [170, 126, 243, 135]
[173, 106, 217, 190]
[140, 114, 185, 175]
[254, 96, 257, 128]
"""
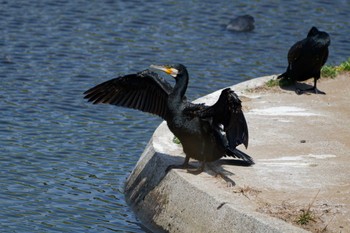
[173, 71, 189, 99]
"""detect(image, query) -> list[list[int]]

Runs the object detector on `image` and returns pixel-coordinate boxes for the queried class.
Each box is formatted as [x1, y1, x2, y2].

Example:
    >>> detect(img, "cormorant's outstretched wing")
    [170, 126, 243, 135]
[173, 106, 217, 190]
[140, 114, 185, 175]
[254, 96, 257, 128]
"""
[183, 88, 251, 164]
[184, 88, 249, 149]
[84, 69, 173, 119]
[212, 88, 248, 149]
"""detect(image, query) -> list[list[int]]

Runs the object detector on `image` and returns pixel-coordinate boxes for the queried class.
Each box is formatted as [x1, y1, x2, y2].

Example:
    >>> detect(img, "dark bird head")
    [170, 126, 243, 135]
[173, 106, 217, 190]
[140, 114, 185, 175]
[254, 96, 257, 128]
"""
[226, 14, 255, 32]
[307, 26, 320, 37]
[307, 26, 331, 47]
[150, 64, 188, 80]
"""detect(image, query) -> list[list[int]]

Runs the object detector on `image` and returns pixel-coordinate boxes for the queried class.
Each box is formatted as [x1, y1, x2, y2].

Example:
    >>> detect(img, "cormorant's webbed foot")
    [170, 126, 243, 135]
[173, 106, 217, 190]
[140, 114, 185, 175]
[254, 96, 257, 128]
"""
[166, 163, 205, 175]
[311, 87, 326, 95]
[186, 162, 206, 175]
[166, 156, 193, 172]
[295, 88, 304, 95]
[166, 163, 195, 172]
[295, 87, 325, 95]
[166, 158, 206, 175]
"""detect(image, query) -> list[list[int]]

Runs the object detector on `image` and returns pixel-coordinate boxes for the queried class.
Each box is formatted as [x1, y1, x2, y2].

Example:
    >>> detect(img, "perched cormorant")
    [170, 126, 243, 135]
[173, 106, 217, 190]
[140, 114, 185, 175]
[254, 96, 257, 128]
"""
[277, 26, 330, 94]
[84, 64, 253, 173]
[226, 14, 255, 32]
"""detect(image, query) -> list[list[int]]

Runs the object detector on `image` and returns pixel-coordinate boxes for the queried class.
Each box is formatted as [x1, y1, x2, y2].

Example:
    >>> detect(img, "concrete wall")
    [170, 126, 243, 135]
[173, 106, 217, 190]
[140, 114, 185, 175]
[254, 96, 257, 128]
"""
[124, 76, 309, 233]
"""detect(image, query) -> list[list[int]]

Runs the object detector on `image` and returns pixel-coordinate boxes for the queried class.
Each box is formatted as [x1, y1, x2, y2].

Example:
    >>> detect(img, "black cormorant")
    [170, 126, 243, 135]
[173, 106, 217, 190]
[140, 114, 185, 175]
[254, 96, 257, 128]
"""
[84, 64, 253, 173]
[226, 15, 255, 32]
[277, 26, 330, 94]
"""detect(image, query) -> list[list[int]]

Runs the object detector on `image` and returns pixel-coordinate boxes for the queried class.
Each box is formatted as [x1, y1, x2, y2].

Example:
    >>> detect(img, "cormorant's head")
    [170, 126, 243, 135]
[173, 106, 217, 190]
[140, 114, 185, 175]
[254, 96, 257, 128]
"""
[150, 64, 187, 78]
[307, 26, 319, 38]
[307, 26, 331, 47]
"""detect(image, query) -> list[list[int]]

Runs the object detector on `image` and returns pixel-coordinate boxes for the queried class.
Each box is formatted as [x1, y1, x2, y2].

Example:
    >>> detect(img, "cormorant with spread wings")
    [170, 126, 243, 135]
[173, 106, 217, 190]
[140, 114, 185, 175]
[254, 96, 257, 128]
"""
[84, 64, 253, 173]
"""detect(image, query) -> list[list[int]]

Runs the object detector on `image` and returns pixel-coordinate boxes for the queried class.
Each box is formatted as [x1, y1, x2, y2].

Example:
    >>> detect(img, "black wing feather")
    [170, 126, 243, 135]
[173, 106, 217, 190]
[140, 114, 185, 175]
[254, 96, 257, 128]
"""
[184, 88, 249, 149]
[183, 88, 251, 163]
[214, 88, 248, 149]
[84, 69, 173, 119]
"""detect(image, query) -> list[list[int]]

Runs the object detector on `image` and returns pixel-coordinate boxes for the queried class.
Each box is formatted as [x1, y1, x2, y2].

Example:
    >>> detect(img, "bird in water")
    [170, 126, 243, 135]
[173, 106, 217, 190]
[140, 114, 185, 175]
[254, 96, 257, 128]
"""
[226, 14, 255, 32]
[277, 26, 330, 94]
[84, 64, 253, 174]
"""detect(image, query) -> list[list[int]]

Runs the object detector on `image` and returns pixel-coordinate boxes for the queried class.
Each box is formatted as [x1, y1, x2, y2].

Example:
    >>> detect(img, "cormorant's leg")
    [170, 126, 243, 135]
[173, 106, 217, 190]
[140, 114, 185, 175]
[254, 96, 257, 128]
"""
[182, 155, 190, 167]
[311, 77, 326, 94]
[187, 143, 207, 174]
[166, 155, 194, 172]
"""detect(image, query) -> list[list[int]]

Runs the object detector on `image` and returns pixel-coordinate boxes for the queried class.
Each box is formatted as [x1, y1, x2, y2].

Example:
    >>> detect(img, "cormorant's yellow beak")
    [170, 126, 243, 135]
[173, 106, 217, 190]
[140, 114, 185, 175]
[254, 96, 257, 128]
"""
[150, 65, 178, 77]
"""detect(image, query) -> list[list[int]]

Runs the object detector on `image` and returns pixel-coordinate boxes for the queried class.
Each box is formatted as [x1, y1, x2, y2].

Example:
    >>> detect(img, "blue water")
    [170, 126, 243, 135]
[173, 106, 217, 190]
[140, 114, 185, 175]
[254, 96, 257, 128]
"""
[1, 0, 349, 232]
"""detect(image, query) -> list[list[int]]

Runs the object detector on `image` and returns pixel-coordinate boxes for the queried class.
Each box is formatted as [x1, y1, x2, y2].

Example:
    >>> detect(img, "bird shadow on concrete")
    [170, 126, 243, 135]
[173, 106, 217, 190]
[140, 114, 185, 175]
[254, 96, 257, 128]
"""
[125, 150, 252, 209]
[205, 159, 254, 186]
[205, 163, 236, 186]
[278, 80, 316, 95]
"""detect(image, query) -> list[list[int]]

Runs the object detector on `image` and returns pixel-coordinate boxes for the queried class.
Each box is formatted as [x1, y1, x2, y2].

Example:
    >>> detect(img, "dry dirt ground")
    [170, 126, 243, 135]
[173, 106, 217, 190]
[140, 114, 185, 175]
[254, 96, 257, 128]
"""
[227, 72, 350, 232]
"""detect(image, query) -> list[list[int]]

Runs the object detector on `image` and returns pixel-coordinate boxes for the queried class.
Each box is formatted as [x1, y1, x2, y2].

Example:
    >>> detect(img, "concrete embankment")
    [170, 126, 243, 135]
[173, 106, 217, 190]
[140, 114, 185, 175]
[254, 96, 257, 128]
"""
[125, 73, 350, 233]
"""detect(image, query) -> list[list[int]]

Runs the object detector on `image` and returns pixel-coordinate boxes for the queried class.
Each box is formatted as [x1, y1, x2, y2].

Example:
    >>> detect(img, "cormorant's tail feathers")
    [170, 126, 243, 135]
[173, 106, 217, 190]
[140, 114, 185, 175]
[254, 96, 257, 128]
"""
[277, 72, 286, 79]
[226, 148, 254, 165]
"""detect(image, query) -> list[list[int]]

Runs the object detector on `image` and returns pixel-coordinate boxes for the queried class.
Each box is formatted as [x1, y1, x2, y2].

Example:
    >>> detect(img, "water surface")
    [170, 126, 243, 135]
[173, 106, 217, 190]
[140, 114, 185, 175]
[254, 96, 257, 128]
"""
[1, 0, 349, 232]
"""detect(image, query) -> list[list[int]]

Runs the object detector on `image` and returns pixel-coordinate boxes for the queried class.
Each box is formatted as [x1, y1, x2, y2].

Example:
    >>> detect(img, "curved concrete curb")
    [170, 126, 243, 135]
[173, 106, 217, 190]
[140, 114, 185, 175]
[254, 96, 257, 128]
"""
[125, 75, 308, 232]
[125, 74, 350, 232]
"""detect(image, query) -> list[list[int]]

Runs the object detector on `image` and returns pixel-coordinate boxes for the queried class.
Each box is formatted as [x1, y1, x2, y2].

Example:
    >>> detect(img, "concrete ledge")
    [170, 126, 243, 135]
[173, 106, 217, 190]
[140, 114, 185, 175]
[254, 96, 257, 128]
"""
[125, 74, 350, 233]
[124, 124, 307, 233]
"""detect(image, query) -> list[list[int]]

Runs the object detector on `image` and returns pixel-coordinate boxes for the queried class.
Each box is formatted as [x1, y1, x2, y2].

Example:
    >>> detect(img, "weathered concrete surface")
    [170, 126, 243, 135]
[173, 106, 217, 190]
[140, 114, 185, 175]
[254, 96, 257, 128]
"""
[125, 73, 350, 233]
